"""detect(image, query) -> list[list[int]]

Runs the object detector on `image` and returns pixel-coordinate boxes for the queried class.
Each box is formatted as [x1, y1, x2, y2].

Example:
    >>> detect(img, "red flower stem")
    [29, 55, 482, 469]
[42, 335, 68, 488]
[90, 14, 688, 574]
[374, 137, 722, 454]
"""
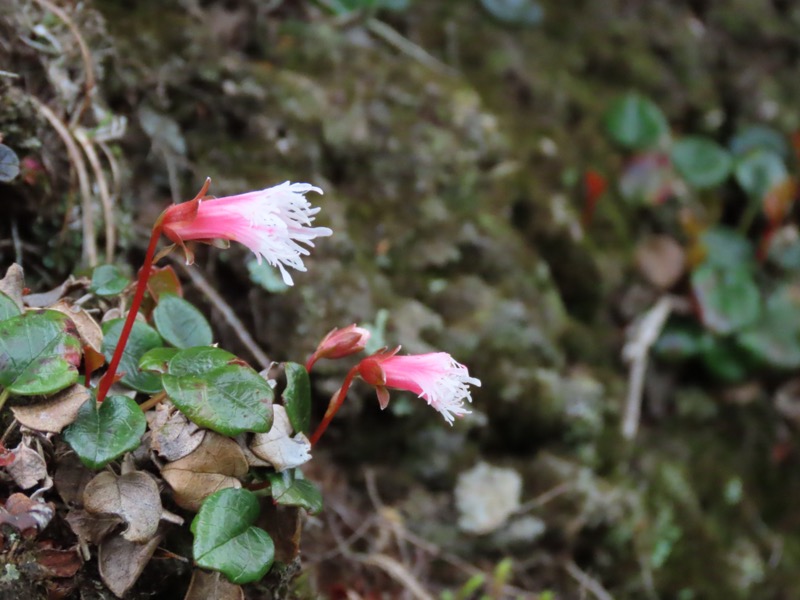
[310, 365, 359, 446]
[96, 222, 164, 403]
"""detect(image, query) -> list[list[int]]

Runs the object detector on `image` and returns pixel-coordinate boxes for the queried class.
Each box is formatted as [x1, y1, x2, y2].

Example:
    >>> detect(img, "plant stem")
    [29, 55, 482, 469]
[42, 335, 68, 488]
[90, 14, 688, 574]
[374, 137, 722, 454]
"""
[96, 223, 163, 403]
[139, 391, 167, 412]
[0, 388, 9, 413]
[310, 365, 359, 445]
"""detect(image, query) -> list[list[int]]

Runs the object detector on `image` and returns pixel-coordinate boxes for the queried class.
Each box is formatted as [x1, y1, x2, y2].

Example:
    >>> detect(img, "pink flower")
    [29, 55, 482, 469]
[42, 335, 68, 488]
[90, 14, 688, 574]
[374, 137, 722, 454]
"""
[357, 347, 481, 425]
[306, 324, 371, 371]
[161, 180, 332, 285]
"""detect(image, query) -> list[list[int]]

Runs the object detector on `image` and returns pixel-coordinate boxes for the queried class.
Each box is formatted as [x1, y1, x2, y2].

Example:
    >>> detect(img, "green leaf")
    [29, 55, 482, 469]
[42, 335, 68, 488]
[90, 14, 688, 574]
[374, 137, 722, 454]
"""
[734, 149, 788, 200]
[0, 292, 21, 322]
[283, 362, 311, 434]
[138, 347, 179, 374]
[652, 321, 706, 363]
[192, 488, 274, 584]
[153, 294, 213, 349]
[267, 470, 323, 514]
[90, 265, 130, 297]
[0, 310, 81, 395]
[162, 347, 272, 436]
[691, 264, 760, 335]
[63, 395, 147, 469]
[604, 93, 668, 150]
[699, 227, 754, 269]
[699, 336, 751, 384]
[0, 144, 20, 182]
[729, 125, 788, 158]
[670, 136, 732, 189]
[737, 286, 800, 369]
[102, 319, 164, 393]
[246, 258, 289, 294]
[479, 0, 544, 26]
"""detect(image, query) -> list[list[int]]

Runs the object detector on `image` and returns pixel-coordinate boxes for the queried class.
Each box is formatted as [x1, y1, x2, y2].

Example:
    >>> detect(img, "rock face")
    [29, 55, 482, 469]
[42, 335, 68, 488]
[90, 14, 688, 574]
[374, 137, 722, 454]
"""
[455, 461, 522, 535]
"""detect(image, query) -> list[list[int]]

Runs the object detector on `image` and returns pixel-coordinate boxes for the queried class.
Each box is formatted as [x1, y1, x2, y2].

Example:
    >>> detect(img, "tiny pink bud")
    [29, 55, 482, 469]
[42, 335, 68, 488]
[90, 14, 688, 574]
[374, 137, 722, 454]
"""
[316, 325, 371, 360]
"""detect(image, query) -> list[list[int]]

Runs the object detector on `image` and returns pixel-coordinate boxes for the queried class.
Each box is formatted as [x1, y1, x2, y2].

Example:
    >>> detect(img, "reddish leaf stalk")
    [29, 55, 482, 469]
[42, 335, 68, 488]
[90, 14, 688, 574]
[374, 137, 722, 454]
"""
[310, 365, 359, 446]
[95, 222, 164, 403]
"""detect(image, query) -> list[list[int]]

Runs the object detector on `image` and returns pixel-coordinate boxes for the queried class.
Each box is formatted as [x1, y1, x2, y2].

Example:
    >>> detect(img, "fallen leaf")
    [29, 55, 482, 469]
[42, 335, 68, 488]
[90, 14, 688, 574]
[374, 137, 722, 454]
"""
[635, 235, 686, 290]
[50, 299, 103, 352]
[183, 569, 244, 600]
[99, 531, 162, 598]
[0, 493, 55, 534]
[161, 432, 247, 511]
[54, 450, 95, 506]
[249, 406, 311, 472]
[7, 439, 47, 490]
[24, 277, 82, 308]
[12, 384, 90, 433]
[36, 547, 82, 578]
[83, 471, 162, 543]
[0, 263, 24, 312]
[65, 509, 124, 545]
[146, 402, 205, 461]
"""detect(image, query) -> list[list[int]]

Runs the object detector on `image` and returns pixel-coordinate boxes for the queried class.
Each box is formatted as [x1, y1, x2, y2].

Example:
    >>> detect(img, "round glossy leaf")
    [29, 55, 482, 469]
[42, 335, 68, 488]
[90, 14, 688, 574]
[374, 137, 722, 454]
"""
[0, 310, 81, 395]
[734, 149, 788, 200]
[192, 488, 274, 584]
[737, 286, 800, 369]
[670, 136, 732, 189]
[102, 319, 164, 393]
[698, 227, 754, 269]
[90, 265, 130, 297]
[163, 348, 272, 436]
[138, 347, 179, 374]
[700, 336, 752, 383]
[153, 294, 213, 349]
[691, 264, 760, 335]
[652, 321, 706, 363]
[63, 395, 147, 469]
[480, 0, 544, 26]
[0, 292, 21, 322]
[0, 144, 20, 182]
[729, 125, 788, 158]
[604, 93, 668, 150]
[267, 470, 323, 514]
[283, 362, 310, 434]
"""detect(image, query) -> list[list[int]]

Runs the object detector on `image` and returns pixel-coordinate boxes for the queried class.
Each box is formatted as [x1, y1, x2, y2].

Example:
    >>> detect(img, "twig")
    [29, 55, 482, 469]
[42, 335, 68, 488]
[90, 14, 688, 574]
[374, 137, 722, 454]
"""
[169, 257, 271, 369]
[29, 96, 98, 267]
[353, 552, 434, 600]
[31, 0, 96, 125]
[365, 18, 457, 78]
[564, 561, 615, 600]
[74, 127, 115, 261]
[11, 219, 22, 266]
[621, 296, 676, 440]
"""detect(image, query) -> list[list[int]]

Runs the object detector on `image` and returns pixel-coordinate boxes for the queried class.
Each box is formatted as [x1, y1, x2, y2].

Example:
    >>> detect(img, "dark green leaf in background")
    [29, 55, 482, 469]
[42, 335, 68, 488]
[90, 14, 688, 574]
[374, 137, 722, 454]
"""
[153, 293, 213, 349]
[192, 488, 274, 584]
[64, 395, 147, 469]
[90, 265, 130, 297]
[604, 93, 669, 150]
[102, 319, 164, 393]
[0, 310, 81, 395]
[691, 264, 760, 335]
[670, 136, 732, 189]
[734, 149, 788, 200]
[479, 0, 544, 26]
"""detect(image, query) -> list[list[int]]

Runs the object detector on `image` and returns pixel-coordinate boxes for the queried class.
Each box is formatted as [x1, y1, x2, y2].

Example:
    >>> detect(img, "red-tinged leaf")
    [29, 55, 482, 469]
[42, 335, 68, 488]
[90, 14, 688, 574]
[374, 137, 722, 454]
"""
[763, 177, 797, 226]
[0, 443, 14, 467]
[148, 266, 182, 301]
[581, 168, 607, 228]
[36, 548, 82, 578]
[83, 345, 105, 385]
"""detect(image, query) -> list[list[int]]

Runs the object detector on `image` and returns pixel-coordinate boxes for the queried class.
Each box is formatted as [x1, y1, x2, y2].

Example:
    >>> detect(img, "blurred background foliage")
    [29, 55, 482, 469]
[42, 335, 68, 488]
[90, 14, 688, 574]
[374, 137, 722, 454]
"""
[4, 0, 800, 597]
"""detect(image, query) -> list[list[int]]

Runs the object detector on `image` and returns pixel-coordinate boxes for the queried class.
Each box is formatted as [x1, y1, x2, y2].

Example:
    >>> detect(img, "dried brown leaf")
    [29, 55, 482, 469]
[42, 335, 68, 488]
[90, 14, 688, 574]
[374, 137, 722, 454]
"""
[249, 406, 311, 472]
[83, 471, 161, 543]
[24, 276, 80, 308]
[50, 299, 103, 352]
[54, 450, 95, 506]
[183, 569, 244, 600]
[35, 547, 82, 578]
[161, 432, 247, 512]
[65, 508, 124, 545]
[0, 263, 24, 311]
[0, 493, 55, 534]
[12, 384, 90, 433]
[99, 531, 162, 598]
[7, 441, 47, 490]
[146, 402, 205, 461]
[635, 234, 686, 290]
